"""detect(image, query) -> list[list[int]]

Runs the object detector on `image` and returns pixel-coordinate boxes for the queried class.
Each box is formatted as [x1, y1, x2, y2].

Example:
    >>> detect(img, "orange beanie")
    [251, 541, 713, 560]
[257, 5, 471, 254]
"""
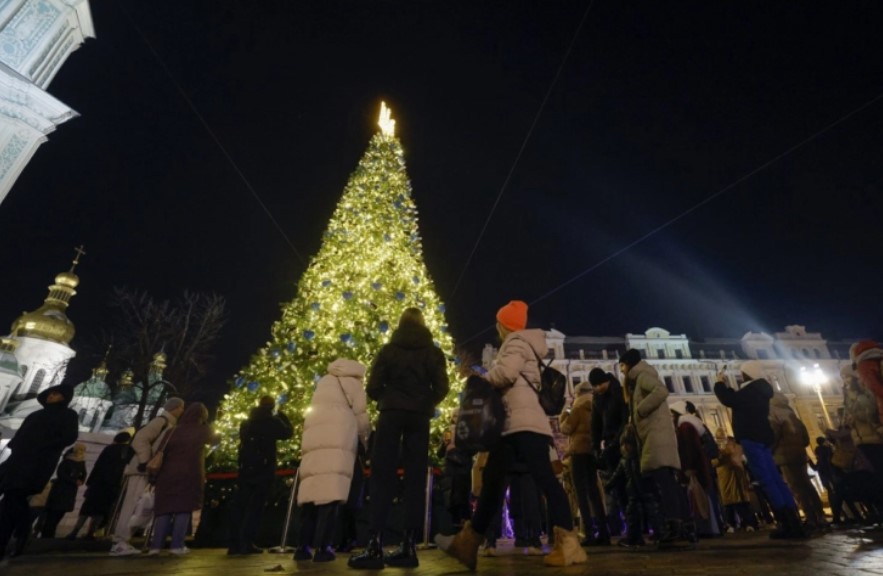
[496, 300, 528, 332]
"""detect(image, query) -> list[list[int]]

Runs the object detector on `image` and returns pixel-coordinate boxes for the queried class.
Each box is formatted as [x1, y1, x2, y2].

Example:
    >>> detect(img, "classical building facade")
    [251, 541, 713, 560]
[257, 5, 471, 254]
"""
[0, 0, 95, 205]
[484, 325, 849, 444]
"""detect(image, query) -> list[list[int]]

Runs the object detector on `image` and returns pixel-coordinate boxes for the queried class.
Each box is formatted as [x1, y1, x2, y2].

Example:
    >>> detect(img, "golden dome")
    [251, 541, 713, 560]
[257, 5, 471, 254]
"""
[10, 247, 84, 345]
[54, 271, 80, 288]
[11, 306, 76, 344]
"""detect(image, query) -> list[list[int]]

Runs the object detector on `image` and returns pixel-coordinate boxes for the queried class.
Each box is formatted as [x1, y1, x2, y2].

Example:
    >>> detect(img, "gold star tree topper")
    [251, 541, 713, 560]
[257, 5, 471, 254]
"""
[378, 101, 396, 136]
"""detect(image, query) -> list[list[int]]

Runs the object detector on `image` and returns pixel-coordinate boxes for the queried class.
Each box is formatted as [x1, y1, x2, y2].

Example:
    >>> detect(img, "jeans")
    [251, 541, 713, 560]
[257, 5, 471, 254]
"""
[740, 440, 796, 510]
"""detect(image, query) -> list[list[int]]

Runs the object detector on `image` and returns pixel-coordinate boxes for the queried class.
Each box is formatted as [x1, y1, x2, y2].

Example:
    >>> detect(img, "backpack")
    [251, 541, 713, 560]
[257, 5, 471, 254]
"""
[521, 348, 567, 416]
[454, 375, 505, 452]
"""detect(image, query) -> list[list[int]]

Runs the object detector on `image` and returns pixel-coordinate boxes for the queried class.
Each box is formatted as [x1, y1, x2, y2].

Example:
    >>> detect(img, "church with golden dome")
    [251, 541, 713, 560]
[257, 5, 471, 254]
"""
[0, 248, 83, 425]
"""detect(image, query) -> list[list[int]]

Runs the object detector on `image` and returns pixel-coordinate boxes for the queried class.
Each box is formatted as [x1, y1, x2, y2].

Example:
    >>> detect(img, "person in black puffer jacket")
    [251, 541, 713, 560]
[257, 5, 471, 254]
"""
[349, 307, 449, 569]
[714, 361, 807, 540]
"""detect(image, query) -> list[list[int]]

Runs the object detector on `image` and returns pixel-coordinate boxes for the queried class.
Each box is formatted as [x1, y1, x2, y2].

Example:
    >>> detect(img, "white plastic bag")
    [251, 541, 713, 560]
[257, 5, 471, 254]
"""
[129, 488, 155, 530]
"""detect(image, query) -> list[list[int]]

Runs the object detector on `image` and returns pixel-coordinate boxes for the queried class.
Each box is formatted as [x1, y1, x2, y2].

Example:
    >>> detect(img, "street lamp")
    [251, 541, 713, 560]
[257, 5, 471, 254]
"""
[800, 363, 833, 429]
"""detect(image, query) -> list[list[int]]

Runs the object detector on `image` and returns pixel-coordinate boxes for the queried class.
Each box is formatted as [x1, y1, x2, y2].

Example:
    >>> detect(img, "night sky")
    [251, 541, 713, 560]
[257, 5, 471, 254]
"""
[1, 1, 882, 405]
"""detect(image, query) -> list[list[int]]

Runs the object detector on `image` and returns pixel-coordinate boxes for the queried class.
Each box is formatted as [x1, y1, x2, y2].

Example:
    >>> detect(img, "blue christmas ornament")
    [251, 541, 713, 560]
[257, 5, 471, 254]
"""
[304, 330, 315, 341]
[340, 333, 352, 343]
[433, 408, 441, 419]
[311, 302, 320, 311]
[278, 394, 288, 404]
[395, 291, 405, 301]
[287, 341, 296, 352]
[247, 381, 259, 392]
[321, 280, 332, 287]
[371, 282, 382, 290]
[383, 234, 391, 242]
[343, 291, 353, 300]
[235, 376, 245, 388]
[437, 304, 446, 313]
[412, 276, 419, 284]
[379, 321, 389, 333]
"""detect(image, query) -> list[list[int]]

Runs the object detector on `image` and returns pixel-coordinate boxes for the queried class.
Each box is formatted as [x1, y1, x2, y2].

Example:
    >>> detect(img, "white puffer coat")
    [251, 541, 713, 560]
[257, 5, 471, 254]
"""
[297, 359, 371, 506]
[485, 329, 553, 438]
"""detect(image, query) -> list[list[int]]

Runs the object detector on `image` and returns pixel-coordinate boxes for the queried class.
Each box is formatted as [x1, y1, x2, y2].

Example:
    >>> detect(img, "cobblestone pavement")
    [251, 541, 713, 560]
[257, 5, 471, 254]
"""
[3, 529, 883, 576]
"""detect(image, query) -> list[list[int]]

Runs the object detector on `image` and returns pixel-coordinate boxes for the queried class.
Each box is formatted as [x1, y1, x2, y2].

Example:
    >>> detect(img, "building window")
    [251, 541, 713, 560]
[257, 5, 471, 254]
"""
[675, 349, 684, 359]
[700, 375, 712, 392]
[657, 348, 666, 359]
[709, 410, 723, 433]
[814, 349, 821, 359]
[664, 376, 675, 393]
[757, 349, 769, 359]
[683, 376, 694, 393]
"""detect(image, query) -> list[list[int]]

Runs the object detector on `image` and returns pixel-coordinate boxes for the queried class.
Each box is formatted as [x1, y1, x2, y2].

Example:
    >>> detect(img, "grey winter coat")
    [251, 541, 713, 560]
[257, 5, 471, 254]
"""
[626, 360, 680, 473]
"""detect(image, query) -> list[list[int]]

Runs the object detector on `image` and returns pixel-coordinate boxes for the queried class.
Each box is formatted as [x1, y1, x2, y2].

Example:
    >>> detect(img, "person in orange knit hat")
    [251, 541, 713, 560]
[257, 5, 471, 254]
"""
[496, 300, 528, 332]
[436, 300, 587, 570]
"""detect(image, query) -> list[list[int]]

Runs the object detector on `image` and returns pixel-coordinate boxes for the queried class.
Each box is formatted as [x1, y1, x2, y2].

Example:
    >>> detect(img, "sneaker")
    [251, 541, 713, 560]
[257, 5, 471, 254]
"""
[726, 526, 735, 534]
[110, 542, 141, 557]
[169, 547, 190, 556]
[146, 549, 161, 556]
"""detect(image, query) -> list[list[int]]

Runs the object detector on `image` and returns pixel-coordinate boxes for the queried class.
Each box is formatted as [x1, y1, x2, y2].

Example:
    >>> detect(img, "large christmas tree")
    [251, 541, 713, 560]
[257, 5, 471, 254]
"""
[214, 103, 461, 469]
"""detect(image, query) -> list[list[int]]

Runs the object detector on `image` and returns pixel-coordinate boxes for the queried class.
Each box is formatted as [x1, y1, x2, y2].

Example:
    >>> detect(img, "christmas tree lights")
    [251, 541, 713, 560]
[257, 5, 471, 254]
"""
[213, 103, 461, 469]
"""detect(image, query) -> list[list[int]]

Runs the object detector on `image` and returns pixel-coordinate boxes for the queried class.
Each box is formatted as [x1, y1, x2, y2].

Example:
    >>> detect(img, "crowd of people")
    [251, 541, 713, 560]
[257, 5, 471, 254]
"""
[2, 303, 883, 570]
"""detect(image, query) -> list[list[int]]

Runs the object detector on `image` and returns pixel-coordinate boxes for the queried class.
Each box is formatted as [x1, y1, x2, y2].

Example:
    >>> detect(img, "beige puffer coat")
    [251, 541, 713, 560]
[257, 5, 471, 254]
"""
[769, 393, 810, 466]
[485, 329, 553, 438]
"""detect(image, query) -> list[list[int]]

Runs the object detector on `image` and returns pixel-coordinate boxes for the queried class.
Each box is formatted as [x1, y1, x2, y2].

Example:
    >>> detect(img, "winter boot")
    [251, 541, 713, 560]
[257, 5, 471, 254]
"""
[544, 526, 588, 567]
[655, 519, 682, 549]
[384, 528, 418, 567]
[347, 531, 384, 570]
[769, 508, 789, 540]
[588, 518, 611, 546]
[680, 520, 699, 545]
[434, 520, 484, 571]
[292, 546, 314, 561]
[313, 546, 337, 563]
[783, 508, 810, 540]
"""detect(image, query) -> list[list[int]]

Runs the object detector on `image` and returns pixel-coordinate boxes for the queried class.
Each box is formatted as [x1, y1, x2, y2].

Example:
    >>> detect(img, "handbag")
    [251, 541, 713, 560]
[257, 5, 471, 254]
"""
[454, 375, 505, 452]
[146, 427, 175, 482]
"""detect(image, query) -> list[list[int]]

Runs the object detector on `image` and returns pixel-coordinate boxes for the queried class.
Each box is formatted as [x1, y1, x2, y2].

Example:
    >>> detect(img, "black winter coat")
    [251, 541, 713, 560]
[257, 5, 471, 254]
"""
[238, 406, 294, 480]
[46, 458, 87, 512]
[81, 442, 132, 515]
[367, 322, 450, 417]
[0, 402, 79, 494]
[591, 378, 629, 458]
[714, 378, 775, 446]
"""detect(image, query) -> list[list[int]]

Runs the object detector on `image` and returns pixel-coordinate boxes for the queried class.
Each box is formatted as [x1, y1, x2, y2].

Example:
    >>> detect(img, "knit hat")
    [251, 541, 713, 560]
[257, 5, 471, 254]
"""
[619, 349, 642, 369]
[113, 431, 132, 444]
[496, 300, 528, 332]
[588, 368, 608, 386]
[850, 340, 881, 361]
[739, 360, 765, 381]
[163, 397, 185, 412]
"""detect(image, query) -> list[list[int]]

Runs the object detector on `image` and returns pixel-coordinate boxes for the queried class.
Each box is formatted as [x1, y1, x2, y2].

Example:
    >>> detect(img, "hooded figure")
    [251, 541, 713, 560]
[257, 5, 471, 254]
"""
[0, 384, 79, 559]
